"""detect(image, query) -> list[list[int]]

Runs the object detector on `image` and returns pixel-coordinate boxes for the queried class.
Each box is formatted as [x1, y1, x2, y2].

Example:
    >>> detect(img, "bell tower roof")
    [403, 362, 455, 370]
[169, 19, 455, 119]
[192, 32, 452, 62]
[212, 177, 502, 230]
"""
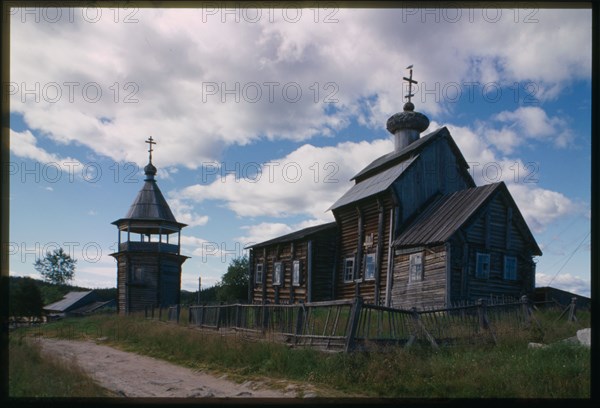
[112, 137, 185, 230]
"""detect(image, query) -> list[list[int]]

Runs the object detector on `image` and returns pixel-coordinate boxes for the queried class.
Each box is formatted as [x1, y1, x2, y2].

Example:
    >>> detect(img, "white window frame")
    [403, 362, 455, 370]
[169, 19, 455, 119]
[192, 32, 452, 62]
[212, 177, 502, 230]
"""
[344, 256, 355, 283]
[273, 262, 283, 286]
[504, 256, 517, 280]
[255, 263, 263, 284]
[364, 253, 376, 280]
[408, 252, 423, 283]
[476, 252, 490, 279]
[292, 260, 301, 286]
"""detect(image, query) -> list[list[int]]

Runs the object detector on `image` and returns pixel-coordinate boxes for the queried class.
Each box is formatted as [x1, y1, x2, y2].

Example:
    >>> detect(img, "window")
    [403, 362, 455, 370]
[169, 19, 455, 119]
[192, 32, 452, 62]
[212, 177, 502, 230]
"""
[365, 253, 376, 280]
[273, 262, 283, 286]
[409, 252, 423, 283]
[504, 256, 517, 280]
[476, 253, 490, 278]
[344, 257, 355, 282]
[255, 263, 263, 284]
[131, 266, 143, 282]
[292, 260, 301, 286]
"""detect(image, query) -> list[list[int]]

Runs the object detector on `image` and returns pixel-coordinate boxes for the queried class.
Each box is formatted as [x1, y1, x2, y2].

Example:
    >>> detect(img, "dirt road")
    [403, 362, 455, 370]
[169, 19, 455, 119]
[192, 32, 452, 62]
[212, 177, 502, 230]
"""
[34, 337, 319, 398]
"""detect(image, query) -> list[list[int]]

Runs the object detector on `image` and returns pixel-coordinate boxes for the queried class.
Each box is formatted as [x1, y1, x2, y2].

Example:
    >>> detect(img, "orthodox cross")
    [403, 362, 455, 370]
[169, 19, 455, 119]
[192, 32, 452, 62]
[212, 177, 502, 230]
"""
[403, 65, 418, 103]
[145, 136, 156, 162]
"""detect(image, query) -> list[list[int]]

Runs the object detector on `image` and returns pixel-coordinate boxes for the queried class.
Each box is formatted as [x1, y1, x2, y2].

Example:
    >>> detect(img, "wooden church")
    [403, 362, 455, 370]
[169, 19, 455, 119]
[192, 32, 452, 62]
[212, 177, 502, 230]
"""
[248, 68, 542, 309]
[110, 138, 189, 314]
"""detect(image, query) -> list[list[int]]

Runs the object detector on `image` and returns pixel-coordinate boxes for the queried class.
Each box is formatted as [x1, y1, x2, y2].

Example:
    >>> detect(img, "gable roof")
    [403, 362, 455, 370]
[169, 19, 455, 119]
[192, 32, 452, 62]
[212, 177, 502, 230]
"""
[352, 127, 464, 182]
[44, 291, 94, 312]
[392, 182, 542, 255]
[328, 155, 418, 211]
[245, 222, 337, 249]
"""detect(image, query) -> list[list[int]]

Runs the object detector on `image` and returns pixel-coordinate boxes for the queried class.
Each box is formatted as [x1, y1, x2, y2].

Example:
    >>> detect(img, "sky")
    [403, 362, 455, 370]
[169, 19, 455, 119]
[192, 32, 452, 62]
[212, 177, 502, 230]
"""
[8, 6, 592, 297]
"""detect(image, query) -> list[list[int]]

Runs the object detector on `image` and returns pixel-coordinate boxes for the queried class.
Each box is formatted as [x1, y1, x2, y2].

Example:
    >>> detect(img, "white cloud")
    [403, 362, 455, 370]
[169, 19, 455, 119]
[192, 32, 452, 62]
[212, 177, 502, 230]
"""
[167, 197, 209, 227]
[536, 273, 590, 298]
[490, 107, 574, 152]
[174, 138, 393, 219]
[10, 9, 591, 169]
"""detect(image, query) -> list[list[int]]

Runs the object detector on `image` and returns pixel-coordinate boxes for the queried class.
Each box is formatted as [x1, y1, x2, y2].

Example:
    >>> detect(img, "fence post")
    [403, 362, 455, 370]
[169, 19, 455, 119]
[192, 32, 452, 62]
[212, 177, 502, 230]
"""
[200, 306, 205, 326]
[188, 306, 193, 325]
[216, 303, 223, 330]
[521, 295, 538, 327]
[177, 304, 181, 324]
[568, 297, 578, 322]
[478, 298, 496, 344]
[145, 305, 148, 319]
[295, 304, 305, 344]
[159, 306, 162, 321]
[151, 306, 155, 319]
[236, 305, 241, 329]
[344, 296, 363, 353]
[262, 303, 270, 333]
[408, 307, 440, 350]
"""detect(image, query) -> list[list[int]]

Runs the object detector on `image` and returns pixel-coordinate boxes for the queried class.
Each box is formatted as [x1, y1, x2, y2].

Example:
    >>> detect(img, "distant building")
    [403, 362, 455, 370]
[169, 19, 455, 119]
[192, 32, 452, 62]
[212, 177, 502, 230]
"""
[110, 138, 189, 314]
[43, 290, 115, 318]
[534, 286, 591, 310]
[248, 68, 542, 309]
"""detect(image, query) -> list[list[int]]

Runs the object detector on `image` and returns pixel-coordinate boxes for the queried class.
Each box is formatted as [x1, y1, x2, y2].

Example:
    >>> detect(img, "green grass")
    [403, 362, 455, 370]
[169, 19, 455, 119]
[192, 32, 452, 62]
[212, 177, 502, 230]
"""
[8, 334, 114, 397]
[15, 308, 590, 398]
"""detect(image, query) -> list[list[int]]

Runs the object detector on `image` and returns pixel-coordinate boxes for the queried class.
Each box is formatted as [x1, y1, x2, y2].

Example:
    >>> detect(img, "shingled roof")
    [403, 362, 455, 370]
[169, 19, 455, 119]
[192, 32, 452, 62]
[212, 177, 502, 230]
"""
[124, 178, 178, 222]
[328, 155, 418, 211]
[245, 222, 337, 249]
[393, 182, 542, 256]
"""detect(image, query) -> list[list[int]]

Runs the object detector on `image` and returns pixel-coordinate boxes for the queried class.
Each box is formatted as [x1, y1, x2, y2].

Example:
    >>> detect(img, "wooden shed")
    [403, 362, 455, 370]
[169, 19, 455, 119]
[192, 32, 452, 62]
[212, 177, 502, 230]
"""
[246, 222, 337, 304]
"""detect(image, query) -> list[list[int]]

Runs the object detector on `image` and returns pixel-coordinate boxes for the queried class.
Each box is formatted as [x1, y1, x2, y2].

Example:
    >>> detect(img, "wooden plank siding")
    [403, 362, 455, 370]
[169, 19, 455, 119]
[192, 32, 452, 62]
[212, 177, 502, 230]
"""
[332, 194, 394, 305]
[249, 227, 337, 304]
[393, 135, 474, 226]
[115, 252, 184, 314]
[449, 191, 537, 303]
[391, 244, 447, 309]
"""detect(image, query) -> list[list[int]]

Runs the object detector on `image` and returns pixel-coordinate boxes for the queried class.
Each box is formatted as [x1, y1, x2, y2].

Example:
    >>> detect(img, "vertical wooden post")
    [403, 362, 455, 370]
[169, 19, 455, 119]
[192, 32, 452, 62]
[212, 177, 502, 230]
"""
[188, 306, 193, 324]
[568, 297, 578, 322]
[521, 295, 532, 326]
[158, 306, 162, 321]
[375, 199, 384, 305]
[307, 240, 313, 302]
[295, 304, 305, 344]
[176, 304, 180, 324]
[345, 296, 363, 352]
[478, 298, 496, 344]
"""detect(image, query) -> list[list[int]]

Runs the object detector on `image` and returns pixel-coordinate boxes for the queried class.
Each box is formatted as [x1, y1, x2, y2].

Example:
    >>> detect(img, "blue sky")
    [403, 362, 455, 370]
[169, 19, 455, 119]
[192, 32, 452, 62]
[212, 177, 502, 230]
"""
[8, 7, 591, 296]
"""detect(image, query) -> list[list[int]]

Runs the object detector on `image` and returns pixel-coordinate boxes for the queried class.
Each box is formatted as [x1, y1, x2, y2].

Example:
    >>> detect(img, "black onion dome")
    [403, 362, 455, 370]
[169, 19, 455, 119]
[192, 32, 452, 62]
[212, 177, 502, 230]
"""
[144, 162, 157, 180]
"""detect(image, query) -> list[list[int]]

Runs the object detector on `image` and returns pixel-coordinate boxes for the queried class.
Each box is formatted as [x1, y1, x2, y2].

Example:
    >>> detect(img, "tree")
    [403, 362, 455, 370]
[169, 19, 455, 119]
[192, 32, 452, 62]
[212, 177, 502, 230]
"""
[216, 255, 249, 303]
[11, 277, 44, 317]
[34, 247, 76, 285]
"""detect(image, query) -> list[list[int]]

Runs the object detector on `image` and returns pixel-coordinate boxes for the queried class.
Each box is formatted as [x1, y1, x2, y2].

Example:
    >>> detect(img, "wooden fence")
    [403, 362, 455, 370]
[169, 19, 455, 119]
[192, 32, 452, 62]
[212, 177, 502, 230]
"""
[143, 295, 581, 352]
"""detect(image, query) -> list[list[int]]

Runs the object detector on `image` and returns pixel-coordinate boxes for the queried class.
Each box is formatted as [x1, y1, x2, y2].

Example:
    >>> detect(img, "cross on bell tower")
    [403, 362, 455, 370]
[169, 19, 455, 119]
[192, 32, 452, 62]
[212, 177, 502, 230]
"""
[110, 137, 189, 315]
[146, 136, 156, 162]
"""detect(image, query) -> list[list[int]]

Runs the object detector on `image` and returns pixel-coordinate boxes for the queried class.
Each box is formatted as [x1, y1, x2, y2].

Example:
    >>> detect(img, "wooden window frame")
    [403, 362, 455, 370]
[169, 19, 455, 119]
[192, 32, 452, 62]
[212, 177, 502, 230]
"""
[343, 256, 355, 283]
[504, 256, 517, 280]
[408, 252, 423, 283]
[255, 263, 263, 284]
[273, 262, 283, 286]
[292, 260, 301, 286]
[476, 252, 490, 279]
[364, 253, 376, 281]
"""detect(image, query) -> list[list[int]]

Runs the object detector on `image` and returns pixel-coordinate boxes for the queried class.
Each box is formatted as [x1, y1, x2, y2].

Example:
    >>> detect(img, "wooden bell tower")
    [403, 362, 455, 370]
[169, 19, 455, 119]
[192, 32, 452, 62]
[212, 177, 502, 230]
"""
[110, 137, 189, 314]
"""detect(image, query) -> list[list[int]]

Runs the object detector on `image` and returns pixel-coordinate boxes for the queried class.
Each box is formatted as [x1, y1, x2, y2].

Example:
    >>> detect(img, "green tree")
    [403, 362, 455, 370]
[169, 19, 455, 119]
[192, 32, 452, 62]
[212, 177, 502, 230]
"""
[11, 277, 44, 317]
[34, 248, 76, 285]
[216, 255, 249, 303]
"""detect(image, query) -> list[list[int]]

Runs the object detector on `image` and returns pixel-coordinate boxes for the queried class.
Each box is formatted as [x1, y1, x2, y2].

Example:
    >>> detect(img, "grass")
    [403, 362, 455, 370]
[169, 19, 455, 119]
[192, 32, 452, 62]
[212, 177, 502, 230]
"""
[8, 334, 114, 398]
[13, 306, 590, 398]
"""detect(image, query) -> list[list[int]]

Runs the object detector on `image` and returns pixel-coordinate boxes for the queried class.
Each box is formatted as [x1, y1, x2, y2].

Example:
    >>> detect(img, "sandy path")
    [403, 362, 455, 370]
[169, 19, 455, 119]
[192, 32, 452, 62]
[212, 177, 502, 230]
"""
[34, 337, 312, 398]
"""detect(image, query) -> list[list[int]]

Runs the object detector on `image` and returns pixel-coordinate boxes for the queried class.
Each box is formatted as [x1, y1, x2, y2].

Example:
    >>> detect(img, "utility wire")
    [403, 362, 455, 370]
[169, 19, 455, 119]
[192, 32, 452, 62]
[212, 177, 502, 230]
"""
[546, 230, 590, 287]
